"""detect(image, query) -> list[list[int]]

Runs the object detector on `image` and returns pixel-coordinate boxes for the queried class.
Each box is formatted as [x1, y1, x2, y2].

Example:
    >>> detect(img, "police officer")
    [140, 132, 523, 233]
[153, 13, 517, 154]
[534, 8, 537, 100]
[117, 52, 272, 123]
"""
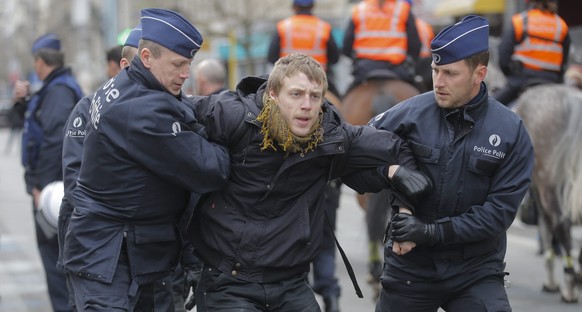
[120, 23, 141, 67]
[16, 32, 83, 312]
[370, 15, 534, 311]
[188, 53, 432, 311]
[62, 8, 230, 311]
[59, 23, 142, 310]
[268, 0, 341, 99]
[342, 0, 421, 91]
[495, 0, 571, 106]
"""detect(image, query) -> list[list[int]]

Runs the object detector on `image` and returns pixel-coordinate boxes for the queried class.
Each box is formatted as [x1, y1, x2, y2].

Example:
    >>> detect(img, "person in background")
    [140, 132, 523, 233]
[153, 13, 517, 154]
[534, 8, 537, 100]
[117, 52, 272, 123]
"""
[62, 8, 229, 310]
[370, 15, 534, 311]
[495, 0, 570, 106]
[194, 58, 227, 96]
[342, 0, 420, 91]
[105, 45, 123, 78]
[268, 0, 341, 99]
[188, 53, 432, 311]
[16, 32, 84, 312]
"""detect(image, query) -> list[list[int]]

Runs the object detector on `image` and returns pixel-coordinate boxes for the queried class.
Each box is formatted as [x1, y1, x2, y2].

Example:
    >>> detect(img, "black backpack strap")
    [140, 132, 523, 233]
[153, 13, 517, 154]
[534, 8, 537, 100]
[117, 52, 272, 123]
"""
[325, 209, 364, 298]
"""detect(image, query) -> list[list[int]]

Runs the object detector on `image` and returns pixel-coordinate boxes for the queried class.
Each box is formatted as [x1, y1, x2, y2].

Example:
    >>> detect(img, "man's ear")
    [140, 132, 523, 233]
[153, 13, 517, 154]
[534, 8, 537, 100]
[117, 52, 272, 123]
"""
[141, 48, 151, 68]
[119, 58, 130, 69]
[474, 65, 488, 84]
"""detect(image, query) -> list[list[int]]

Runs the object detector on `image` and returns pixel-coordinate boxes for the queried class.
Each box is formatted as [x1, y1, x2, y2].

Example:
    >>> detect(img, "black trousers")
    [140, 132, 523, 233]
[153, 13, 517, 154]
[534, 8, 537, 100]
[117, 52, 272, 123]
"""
[375, 270, 510, 312]
[195, 266, 321, 312]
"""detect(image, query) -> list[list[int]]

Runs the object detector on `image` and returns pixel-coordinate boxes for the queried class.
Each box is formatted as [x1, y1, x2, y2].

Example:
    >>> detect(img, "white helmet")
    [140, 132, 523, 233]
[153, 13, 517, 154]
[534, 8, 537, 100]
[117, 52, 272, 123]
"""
[37, 181, 64, 231]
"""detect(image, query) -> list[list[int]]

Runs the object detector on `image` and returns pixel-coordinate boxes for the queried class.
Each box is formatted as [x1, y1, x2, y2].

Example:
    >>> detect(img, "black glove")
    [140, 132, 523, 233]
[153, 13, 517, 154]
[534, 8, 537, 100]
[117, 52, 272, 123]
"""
[391, 213, 441, 246]
[183, 269, 201, 310]
[391, 166, 432, 204]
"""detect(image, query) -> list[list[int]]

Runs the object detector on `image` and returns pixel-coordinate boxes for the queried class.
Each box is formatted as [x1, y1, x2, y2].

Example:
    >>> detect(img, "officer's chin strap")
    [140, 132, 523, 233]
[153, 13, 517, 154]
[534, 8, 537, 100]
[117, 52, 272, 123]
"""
[325, 210, 364, 298]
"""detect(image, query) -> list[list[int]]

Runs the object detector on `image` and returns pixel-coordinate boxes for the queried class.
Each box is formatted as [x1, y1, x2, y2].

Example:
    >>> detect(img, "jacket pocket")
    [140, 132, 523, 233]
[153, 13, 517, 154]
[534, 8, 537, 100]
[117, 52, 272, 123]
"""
[468, 155, 500, 177]
[408, 141, 439, 164]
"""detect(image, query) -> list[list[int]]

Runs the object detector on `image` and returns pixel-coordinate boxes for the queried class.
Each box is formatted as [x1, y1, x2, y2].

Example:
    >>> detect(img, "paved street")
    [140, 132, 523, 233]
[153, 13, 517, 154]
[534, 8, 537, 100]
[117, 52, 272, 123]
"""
[0, 127, 580, 311]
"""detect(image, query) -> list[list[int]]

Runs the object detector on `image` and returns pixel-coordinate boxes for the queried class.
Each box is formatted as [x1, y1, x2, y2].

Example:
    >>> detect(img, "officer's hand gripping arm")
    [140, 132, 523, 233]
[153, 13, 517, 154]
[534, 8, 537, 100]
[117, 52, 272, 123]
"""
[389, 166, 433, 204]
[391, 213, 442, 246]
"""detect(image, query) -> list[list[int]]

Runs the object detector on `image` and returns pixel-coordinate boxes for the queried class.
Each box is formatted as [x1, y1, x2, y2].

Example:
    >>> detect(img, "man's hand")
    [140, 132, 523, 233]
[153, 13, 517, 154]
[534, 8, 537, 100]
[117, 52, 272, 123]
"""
[183, 269, 201, 310]
[389, 166, 432, 203]
[392, 241, 416, 255]
[32, 187, 41, 209]
[13, 80, 30, 101]
[391, 213, 440, 246]
[391, 208, 416, 255]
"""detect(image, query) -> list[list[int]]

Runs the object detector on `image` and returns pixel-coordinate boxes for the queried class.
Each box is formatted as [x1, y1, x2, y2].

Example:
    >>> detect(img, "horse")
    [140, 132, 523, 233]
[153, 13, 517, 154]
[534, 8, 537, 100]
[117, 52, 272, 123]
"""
[341, 71, 421, 126]
[339, 70, 421, 299]
[513, 84, 582, 303]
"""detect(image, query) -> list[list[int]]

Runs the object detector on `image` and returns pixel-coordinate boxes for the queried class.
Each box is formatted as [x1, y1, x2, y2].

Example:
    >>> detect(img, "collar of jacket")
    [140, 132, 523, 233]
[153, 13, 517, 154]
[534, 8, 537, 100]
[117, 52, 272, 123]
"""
[128, 57, 182, 100]
[39, 66, 70, 89]
[442, 82, 488, 122]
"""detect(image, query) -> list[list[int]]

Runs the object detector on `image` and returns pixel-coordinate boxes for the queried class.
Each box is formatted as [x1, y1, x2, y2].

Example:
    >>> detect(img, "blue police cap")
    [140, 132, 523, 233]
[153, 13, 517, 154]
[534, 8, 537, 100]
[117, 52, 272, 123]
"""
[430, 15, 489, 65]
[294, 0, 314, 6]
[31, 33, 61, 54]
[140, 8, 203, 58]
[124, 23, 142, 48]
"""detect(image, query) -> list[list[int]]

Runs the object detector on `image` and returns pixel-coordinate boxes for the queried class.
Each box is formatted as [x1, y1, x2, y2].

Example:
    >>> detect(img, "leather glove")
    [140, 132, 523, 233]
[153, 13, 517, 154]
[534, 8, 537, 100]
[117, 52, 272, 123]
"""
[390, 166, 432, 204]
[391, 213, 441, 246]
[183, 269, 202, 310]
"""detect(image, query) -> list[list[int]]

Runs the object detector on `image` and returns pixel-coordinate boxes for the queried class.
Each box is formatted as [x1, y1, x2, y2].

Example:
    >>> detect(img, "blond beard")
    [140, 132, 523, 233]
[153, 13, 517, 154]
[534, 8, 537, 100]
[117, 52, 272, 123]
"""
[256, 93, 323, 154]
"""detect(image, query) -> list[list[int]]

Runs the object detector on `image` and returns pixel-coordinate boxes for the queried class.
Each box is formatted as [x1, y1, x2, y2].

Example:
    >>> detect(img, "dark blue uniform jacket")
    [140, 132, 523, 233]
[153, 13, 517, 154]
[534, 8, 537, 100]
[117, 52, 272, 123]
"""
[63, 58, 230, 286]
[370, 84, 534, 281]
[22, 67, 83, 193]
[188, 75, 420, 283]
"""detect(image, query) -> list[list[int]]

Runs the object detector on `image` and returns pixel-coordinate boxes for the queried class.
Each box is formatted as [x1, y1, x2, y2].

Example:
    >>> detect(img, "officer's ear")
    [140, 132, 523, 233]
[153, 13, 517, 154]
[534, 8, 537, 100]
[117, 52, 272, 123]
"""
[141, 48, 152, 69]
[473, 65, 487, 85]
[120, 58, 130, 69]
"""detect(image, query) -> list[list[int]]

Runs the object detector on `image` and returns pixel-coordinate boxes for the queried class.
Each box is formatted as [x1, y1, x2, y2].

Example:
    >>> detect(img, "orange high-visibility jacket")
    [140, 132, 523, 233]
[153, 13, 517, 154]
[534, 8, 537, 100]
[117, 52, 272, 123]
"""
[512, 9, 568, 72]
[277, 14, 332, 68]
[351, 0, 411, 64]
[416, 18, 435, 58]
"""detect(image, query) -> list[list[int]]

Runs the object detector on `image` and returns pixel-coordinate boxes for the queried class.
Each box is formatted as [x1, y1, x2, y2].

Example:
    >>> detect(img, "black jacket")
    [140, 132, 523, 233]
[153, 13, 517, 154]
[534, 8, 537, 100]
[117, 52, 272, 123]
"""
[64, 58, 230, 285]
[188, 75, 419, 283]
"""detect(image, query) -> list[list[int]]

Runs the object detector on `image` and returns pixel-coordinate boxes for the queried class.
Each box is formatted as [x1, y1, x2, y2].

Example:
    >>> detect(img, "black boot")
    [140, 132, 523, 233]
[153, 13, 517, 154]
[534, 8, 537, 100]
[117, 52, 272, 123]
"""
[324, 295, 340, 312]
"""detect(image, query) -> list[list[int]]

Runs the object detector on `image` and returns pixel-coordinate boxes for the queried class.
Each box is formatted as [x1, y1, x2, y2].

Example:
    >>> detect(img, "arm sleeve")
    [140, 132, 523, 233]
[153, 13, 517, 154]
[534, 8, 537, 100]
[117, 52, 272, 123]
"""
[267, 30, 282, 65]
[62, 97, 91, 204]
[406, 13, 421, 61]
[36, 85, 77, 189]
[327, 29, 340, 66]
[560, 32, 571, 80]
[342, 20, 356, 59]
[498, 21, 517, 77]
[125, 98, 230, 194]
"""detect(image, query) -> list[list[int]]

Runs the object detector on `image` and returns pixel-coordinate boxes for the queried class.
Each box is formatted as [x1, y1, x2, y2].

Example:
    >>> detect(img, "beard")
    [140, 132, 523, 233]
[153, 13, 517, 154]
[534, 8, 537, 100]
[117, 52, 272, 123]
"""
[256, 93, 323, 154]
